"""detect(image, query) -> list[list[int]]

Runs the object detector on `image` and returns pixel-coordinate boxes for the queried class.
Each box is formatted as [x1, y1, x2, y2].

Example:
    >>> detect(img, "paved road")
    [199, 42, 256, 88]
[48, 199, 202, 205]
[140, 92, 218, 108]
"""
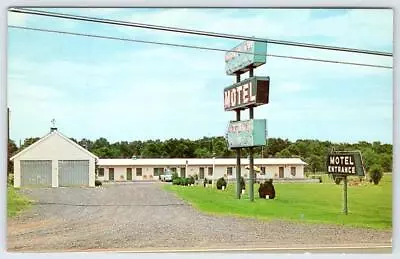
[7, 182, 392, 252]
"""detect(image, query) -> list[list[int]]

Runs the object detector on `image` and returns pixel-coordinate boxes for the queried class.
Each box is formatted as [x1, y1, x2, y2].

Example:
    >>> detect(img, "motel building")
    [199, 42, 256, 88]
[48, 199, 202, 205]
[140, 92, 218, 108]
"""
[11, 128, 307, 188]
[97, 158, 307, 182]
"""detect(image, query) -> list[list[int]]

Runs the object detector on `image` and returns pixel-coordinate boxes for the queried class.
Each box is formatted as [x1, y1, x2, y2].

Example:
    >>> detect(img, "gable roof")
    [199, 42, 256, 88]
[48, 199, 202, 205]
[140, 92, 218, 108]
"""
[10, 130, 98, 161]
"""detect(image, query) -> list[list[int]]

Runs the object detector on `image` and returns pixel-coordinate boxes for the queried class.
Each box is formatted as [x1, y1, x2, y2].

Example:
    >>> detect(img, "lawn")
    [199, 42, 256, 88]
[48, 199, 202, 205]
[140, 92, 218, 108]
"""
[164, 174, 392, 229]
[7, 187, 31, 217]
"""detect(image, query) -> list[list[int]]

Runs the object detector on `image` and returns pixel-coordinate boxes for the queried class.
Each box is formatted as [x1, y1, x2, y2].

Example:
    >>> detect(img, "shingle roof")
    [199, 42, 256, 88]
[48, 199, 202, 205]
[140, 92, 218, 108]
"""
[97, 158, 307, 166]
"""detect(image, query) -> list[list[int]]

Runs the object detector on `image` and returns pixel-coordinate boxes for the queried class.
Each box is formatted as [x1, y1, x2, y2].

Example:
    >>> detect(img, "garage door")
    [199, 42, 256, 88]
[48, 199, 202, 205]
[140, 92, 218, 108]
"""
[58, 160, 89, 186]
[21, 160, 52, 187]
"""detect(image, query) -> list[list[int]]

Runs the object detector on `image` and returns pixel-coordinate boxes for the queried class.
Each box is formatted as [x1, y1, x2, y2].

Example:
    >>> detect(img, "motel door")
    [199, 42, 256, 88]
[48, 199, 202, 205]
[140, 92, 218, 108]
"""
[279, 167, 284, 178]
[199, 167, 205, 179]
[127, 168, 132, 181]
[180, 167, 186, 178]
[109, 168, 114, 181]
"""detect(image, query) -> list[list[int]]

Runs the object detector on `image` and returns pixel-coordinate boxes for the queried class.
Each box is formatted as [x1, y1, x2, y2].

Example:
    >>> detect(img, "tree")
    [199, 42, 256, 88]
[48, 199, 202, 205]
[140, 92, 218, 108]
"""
[20, 137, 40, 150]
[141, 140, 165, 158]
[362, 148, 380, 172]
[194, 147, 212, 158]
[307, 154, 323, 173]
[78, 138, 93, 150]
[129, 140, 144, 157]
[276, 149, 291, 158]
[92, 137, 110, 150]
[8, 139, 18, 177]
[368, 164, 383, 185]
[266, 138, 291, 156]
[379, 153, 392, 173]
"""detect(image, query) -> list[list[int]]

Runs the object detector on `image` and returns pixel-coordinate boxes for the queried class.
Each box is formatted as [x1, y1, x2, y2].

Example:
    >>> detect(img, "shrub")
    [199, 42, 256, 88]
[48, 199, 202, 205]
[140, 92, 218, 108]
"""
[216, 177, 227, 190]
[310, 175, 322, 183]
[172, 177, 182, 185]
[181, 177, 189, 186]
[369, 165, 383, 185]
[203, 178, 212, 187]
[258, 179, 275, 199]
[8, 174, 14, 186]
[193, 174, 199, 181]
[172, 172, 179, 181]
[95, 180, 102, 186]
[188, 176, 195, 185]
[240, 176, 245, 190]
[333, 175, 342, 185]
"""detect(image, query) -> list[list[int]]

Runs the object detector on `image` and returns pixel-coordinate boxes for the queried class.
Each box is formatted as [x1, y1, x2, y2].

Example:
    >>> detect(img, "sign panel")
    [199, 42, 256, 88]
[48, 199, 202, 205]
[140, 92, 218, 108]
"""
[327, 152, 365, 177]
[226, 119, 267, 149]
[224, 76, 269, 111]
[225, 41, 267, 75]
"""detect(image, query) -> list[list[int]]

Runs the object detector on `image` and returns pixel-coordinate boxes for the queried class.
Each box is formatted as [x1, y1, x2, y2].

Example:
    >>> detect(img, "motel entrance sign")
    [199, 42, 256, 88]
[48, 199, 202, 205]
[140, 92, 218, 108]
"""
[327, 151, 366, 215]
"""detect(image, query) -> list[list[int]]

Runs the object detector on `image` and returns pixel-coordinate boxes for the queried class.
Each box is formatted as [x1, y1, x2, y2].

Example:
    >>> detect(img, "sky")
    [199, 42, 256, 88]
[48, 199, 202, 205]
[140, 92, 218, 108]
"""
[7, 8, 393, 145]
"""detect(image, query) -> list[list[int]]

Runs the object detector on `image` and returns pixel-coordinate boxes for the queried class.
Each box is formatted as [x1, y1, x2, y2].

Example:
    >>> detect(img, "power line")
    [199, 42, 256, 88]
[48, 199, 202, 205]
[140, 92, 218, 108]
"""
[8, 7, 393, 57]
[8, 25, 392, 70]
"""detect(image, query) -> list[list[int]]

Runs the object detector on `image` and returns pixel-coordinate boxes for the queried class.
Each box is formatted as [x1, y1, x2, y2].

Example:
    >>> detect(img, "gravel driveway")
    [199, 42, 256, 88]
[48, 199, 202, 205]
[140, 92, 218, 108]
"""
[7, 182, 392, 252]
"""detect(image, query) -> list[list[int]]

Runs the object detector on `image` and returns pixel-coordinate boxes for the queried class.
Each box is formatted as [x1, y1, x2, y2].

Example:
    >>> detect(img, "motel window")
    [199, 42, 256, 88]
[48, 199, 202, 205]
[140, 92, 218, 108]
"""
[171, 167, 177, 173]
[136, 168, 142, 176]
[153, 168, 164, 176]
[98, 168, 104, 177]
[208, 167, 213, 176]
[291, 167, 296, 176]
[261, 167, 266, 175]
[227, 167, 233, 176]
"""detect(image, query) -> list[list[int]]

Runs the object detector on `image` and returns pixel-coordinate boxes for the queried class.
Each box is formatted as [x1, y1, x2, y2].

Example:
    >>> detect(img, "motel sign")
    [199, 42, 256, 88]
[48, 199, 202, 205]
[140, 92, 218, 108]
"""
[223, 76, 270, 111]
[327, 152, 365, 177]
[327, 155, 356, 174]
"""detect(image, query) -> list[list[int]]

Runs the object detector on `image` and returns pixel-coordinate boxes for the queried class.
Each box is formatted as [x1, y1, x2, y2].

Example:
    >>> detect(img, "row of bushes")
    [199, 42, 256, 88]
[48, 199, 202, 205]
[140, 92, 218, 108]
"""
[172, 176, 195, 186]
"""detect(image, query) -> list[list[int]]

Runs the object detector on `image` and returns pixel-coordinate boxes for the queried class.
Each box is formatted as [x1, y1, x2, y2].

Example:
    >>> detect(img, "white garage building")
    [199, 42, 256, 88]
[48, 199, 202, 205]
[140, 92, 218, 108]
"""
[10, 128, 98, 188]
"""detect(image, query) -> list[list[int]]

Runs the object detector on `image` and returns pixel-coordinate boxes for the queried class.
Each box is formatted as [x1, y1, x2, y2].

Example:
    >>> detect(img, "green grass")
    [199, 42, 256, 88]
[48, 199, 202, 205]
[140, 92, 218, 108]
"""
[7, 187, 31, 217]
[164, 174, 392, 229]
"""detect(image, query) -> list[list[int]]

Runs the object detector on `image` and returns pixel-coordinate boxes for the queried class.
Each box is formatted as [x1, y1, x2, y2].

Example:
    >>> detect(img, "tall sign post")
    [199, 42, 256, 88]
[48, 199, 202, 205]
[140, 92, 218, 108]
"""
[235, 72, 241, 199]
[224, 40, 269, 201]
[327, 151, 365, 215]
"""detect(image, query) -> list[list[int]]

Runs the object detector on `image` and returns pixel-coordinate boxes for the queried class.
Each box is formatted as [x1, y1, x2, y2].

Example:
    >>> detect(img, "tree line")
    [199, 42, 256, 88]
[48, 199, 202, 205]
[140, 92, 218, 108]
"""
[8, 136, 392, 174]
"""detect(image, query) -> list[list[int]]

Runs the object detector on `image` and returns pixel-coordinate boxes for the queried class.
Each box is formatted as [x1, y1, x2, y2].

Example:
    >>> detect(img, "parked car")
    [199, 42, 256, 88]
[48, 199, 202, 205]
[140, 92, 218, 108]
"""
[160, 170, 173, 182]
